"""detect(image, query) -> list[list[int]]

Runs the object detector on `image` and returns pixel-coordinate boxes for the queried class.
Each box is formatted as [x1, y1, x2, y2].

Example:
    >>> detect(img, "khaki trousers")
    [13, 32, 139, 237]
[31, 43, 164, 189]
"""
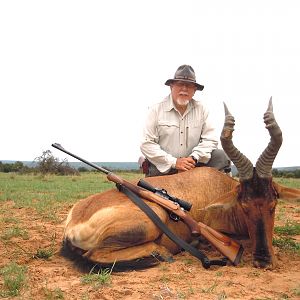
[146, 149, 231, 177]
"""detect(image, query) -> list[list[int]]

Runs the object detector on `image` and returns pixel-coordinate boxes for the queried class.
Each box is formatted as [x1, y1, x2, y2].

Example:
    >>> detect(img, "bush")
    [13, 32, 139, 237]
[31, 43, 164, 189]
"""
[0, 161, 30, 173]
[34, 150, 79, 175]
[78, 166, 89, 172]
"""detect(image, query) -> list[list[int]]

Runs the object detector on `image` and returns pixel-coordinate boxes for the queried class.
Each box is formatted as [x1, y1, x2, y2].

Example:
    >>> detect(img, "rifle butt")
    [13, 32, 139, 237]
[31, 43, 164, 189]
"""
[200, 226, 244, 265]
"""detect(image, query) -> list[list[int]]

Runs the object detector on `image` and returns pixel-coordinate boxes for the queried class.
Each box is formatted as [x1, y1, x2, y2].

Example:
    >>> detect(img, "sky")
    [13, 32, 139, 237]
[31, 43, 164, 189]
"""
[1, 0, 299, 167]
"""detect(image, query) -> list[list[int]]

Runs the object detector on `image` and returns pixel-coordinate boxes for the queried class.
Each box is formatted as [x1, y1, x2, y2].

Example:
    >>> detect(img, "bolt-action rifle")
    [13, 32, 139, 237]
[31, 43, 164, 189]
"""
[137, 179, 192, 213]
[51, 143, 243, 265]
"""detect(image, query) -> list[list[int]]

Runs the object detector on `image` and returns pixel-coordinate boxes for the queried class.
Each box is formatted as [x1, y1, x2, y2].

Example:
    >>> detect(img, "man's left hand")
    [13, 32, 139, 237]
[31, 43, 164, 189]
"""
[175, 157, 196, 172]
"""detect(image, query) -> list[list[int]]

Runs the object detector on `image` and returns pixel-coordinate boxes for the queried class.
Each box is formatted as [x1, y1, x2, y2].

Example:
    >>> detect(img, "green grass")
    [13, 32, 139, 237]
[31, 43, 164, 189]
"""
[33, 234, 56, 259]
[0, 262, 27, 297]
[81, 265, 114, 289]
[0, 172, 110, 205]
[0, 172, 142, 219]
[292, 285, 300, 297]
[0, 225, 29, 241]
[34, 247, 55, 260]
[273, 236, 300, 254]
[274, 177, 300, 189]
[274, 219, 300, 254]
[0, 216, 20, 224]
[274, 222, 300, 236]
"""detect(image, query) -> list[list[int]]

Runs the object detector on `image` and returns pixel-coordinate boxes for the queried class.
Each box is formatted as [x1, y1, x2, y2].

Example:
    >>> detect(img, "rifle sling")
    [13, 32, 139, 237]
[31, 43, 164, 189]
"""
[117, 183, 227, 269]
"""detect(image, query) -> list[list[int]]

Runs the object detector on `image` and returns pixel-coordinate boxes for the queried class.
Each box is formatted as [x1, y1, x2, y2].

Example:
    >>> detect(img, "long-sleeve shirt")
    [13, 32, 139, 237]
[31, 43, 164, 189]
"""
[140, 95, 218, 173]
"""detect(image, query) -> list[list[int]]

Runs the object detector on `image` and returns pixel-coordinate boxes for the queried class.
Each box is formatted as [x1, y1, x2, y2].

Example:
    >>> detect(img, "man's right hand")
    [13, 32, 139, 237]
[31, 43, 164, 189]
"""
[175, 157, 196, 172]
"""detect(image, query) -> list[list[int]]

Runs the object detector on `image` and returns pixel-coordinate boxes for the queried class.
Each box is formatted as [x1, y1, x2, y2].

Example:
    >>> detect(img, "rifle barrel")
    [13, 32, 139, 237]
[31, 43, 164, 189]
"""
[51, 143, 110, 174]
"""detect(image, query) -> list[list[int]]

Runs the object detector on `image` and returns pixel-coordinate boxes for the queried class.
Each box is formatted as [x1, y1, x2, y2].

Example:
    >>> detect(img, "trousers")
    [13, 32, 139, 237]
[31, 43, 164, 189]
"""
[146, 149, 231, 177]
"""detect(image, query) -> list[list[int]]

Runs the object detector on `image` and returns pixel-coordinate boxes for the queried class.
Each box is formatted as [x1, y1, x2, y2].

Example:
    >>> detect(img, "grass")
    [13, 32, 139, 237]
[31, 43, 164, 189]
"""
[273, 236, 300, 253]
[80, 262, 115, 289]
[34, 247, 55, 259]
[272, 179, 300, 254]
[0, 216, 20, 224]
[217, 291, 227, 299]
[0, 225, 29, 241]
[0, 171, 142, 220]
[33, 233, 57, 259]
[292, 285, 300, 297]
[43, 287, 64, 299]
[0, 262, 27, 297]
[201, 281, 218, 293]
[81, 269, 112, 288]
[274, 222, 300, 236]
[182, 258, 193, 265]
[274, 177, 300, 189]
[274, 219, 300, 254]
[159, 274, 170, 283]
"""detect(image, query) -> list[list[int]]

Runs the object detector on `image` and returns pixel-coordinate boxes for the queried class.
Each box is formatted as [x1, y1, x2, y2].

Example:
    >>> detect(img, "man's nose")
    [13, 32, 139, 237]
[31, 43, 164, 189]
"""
[181, 84, 188, 89]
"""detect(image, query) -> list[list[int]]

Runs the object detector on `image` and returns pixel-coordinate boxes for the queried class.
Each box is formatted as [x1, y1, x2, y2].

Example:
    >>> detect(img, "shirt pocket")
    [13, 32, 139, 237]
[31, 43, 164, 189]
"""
[157, 120, 179, 139]
[187, 123, 203, 146]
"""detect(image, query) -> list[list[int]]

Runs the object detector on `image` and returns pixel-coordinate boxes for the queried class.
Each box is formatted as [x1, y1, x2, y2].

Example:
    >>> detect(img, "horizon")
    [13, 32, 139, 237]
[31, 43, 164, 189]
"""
[1, 159, 299, 170]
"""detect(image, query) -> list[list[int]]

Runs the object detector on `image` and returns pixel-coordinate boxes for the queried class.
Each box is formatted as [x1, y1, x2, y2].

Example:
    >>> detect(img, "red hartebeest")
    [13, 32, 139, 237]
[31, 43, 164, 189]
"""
[63, 99, 300, 269]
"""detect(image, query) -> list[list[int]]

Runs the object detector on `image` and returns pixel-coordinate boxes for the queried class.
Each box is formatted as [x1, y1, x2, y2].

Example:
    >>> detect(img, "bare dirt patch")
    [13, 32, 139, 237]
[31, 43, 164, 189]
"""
[0, 201, 299, 300]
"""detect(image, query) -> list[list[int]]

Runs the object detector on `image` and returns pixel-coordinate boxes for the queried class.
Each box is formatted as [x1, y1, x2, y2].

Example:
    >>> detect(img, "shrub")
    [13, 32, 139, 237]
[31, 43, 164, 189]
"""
[34, 150, 79, 175]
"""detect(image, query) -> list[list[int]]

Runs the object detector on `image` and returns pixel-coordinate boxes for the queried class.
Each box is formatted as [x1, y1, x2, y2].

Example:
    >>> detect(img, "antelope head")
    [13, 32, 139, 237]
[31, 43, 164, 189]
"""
[221, 98, 282, 269]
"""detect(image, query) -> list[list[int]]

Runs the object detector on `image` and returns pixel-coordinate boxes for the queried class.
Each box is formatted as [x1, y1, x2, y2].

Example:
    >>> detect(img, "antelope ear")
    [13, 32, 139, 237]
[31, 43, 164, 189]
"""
[201, 188, 239, 211]
[273, 182, 300, 200]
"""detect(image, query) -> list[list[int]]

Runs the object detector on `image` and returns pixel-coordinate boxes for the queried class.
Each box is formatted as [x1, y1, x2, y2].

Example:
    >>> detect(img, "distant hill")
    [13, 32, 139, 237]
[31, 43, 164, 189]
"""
[66, 161, 140, 171]
[1, 160, 140, 171]
[1, 160, 299, 174]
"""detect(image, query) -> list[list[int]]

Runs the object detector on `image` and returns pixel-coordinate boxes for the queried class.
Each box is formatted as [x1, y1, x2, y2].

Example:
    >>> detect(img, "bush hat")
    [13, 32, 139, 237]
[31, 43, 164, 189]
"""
[165, 65, 204, 91]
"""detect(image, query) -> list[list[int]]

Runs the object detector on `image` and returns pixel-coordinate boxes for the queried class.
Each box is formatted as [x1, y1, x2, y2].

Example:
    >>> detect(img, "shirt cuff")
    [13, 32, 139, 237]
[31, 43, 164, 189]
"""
[170, 157, 177, 169]
[191, 152, 211, 164]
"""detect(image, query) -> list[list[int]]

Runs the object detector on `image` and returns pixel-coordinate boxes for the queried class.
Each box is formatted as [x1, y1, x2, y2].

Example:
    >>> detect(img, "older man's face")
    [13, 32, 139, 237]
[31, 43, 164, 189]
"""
[171, 81, 197, 108]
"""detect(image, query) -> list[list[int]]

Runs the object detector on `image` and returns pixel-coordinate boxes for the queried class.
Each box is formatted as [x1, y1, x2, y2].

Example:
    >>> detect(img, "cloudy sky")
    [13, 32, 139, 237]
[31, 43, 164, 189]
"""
[1, 0, 299, 167]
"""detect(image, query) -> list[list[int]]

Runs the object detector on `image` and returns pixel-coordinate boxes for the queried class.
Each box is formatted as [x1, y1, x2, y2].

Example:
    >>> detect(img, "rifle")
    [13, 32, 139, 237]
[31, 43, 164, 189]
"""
[137, 179, 192, 212]
[51, 143, 243, 265]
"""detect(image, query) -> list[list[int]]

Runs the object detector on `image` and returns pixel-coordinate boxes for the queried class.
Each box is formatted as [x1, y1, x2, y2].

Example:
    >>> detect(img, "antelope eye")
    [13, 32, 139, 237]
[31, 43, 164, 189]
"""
[269, 201, 277, 214]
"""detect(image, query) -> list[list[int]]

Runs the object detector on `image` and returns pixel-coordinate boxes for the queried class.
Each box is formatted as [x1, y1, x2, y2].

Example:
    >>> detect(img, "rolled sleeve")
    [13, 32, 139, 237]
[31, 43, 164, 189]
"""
[140, 105, 177, 173]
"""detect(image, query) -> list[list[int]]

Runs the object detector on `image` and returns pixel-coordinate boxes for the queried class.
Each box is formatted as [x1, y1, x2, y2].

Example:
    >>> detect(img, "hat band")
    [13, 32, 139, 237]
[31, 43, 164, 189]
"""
[175, 75, 196, 82]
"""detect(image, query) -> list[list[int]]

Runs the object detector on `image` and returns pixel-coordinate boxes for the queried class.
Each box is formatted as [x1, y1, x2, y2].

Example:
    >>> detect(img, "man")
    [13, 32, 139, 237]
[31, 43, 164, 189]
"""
[140, 64, 230, 177]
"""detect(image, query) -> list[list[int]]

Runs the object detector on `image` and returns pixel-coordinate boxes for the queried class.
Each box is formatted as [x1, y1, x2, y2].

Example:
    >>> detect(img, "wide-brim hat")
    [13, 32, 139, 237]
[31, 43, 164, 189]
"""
[165, 65, 204, 91]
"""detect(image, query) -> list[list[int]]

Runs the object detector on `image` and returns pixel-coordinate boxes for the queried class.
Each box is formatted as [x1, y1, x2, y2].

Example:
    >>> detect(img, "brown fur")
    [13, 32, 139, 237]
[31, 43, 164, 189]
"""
[63, 167, 300, 269]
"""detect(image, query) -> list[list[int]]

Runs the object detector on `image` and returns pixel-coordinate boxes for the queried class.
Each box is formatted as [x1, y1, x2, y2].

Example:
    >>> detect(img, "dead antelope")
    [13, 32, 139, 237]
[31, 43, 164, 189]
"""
[62, 99, 300, 269]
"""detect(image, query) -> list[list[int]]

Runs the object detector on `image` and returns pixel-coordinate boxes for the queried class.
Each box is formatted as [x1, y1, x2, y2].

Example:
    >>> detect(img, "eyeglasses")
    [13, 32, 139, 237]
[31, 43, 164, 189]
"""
[172, 81, 196, 89]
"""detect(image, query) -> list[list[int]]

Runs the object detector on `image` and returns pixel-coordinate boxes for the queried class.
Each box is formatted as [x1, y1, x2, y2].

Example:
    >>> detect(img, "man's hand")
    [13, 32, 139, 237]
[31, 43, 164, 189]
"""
[175, 157, 196, 172]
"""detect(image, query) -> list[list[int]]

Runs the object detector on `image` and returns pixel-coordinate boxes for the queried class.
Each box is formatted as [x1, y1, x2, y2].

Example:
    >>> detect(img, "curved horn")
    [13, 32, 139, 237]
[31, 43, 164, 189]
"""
[220, 102, 253, 180]
[256, 97, 283, 178]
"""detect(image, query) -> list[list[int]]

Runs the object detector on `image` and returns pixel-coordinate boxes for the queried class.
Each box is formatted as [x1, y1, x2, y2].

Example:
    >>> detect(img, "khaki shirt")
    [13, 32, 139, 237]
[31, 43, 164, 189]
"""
[140, 95, 218, 173]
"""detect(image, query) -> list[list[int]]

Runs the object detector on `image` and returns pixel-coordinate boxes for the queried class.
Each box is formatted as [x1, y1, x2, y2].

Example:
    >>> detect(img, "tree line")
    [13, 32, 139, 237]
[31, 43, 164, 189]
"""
[0, 150, 141, 175]
[1, 151, 299, 178]
[0, 150, 79, 175]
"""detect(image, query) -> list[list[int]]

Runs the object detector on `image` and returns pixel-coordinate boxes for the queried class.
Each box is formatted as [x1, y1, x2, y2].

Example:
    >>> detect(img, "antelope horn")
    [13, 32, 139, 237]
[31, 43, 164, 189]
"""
[256, 97, 283, 178]
[221, 102, 253, 180]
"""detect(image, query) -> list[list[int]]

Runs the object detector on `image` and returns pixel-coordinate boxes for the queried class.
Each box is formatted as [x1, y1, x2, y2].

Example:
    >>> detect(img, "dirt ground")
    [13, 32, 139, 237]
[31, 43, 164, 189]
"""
[0, 200, 299, 300]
